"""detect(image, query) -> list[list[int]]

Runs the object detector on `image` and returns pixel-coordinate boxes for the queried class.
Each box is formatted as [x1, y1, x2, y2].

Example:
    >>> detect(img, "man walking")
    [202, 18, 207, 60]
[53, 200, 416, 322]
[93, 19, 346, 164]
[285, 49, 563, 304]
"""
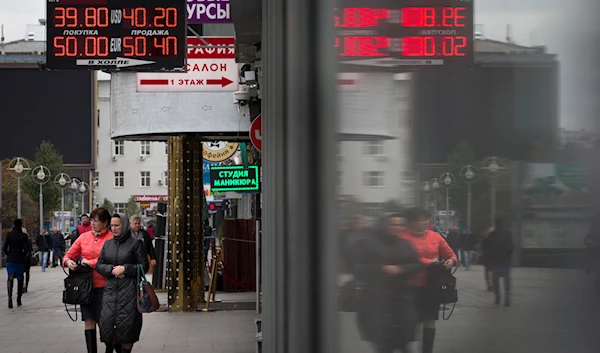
[36, 227, 51, 271]
[50, 227, 65, 268]
[487, 219, 514, 306]
[130, 215, 157, 273]
[460, 229, 475, 270]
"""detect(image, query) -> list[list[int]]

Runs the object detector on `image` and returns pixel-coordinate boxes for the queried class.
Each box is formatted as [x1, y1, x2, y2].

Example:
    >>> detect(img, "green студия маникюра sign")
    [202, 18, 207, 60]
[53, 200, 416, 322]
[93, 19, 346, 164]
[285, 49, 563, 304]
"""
[209, 165, 260, 192]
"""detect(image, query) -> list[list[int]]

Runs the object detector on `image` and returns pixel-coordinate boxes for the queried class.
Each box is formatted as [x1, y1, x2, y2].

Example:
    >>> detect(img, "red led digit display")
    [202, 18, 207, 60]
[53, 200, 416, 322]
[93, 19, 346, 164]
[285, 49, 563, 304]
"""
[402, 36, 467, 57]
[334, 1, 473, 66]
[46, 0, 186, 71]
[401, 7, 466, 27]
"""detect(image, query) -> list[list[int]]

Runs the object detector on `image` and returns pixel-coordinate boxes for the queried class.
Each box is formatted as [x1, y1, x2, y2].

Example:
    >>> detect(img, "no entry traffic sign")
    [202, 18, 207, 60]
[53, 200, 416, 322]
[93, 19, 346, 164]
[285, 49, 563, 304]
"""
[250, 114, 262, 151]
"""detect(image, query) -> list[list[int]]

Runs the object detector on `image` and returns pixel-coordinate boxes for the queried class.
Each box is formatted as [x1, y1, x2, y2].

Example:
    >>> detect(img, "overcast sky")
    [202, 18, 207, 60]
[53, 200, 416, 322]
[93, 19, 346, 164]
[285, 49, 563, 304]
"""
[1, 0, 598, 132]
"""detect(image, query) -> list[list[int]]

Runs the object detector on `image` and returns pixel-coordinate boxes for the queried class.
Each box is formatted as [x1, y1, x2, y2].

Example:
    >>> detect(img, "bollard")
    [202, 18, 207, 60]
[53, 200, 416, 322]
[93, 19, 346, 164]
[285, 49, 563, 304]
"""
[201, 249, 221, 312]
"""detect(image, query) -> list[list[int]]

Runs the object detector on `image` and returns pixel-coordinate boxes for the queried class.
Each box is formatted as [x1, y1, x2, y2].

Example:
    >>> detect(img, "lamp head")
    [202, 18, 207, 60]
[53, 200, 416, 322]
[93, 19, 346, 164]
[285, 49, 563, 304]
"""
[14, 163, 24, 174]
[58, 175, 66, 186]
[36, 169, 45, 180]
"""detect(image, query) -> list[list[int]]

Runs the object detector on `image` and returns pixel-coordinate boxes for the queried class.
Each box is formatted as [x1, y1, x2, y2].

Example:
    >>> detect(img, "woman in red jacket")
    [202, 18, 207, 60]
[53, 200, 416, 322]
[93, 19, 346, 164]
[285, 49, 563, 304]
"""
[63, 208, 116, 353]
[400, 208, 457, 353]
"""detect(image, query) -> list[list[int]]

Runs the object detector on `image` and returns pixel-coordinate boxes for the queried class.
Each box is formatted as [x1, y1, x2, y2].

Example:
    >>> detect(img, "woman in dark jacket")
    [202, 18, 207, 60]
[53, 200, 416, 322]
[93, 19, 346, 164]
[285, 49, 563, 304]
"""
[354, 213, 423, 353]
[3, 219, 30, 308]
[96, 214, 148, 353]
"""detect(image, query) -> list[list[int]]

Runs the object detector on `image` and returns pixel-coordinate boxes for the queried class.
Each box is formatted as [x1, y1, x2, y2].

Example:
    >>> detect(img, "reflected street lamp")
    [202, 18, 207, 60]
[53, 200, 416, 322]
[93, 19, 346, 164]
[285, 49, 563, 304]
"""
[429, 177, 441, 225]
[54, 173, 71, 233]
[481, 157, 505, 227]
[421, 181, 431, 211]
[31, 165, 51, 234]
[460, 165, 478, 231]
[70, 178, 81, 221]
[7, 158, 31, 218]
[439, 172, 457, 232]
[79, 182, 90, 215]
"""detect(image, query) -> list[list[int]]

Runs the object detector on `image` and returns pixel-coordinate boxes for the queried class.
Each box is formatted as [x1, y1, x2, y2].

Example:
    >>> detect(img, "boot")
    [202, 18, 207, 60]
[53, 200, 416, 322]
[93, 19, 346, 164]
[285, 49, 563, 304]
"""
[493, 278, 501, 305]
[16, 280, 23, 306]
[422, 328, 436, 353]
[503, 276, 511, 307]
[104, 343, 114, 353]
[85, 329, 98, 353]
[114, 344, 122, 353]
[7, 279, 13, 309]
[121, 347, 132, 353]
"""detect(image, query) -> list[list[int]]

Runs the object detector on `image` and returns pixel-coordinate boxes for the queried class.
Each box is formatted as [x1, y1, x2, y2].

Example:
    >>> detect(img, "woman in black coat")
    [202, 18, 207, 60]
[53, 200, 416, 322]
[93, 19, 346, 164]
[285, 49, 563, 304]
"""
[3, 219, 30, 308]
[354, 213, 423, 353]
[96, 214, 148, 353]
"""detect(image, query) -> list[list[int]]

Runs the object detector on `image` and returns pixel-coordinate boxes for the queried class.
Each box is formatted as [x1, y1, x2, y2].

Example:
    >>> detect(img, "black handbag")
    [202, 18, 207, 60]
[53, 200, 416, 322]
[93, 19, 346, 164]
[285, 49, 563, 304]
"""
[62, 265, 93, 321]
[426, 262, 458, 320]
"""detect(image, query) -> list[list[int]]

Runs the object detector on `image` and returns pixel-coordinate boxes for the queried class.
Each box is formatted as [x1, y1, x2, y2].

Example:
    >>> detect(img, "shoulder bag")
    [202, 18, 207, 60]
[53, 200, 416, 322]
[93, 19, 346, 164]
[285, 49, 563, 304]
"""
[426, 262, 458, 320]
[62, 264, 93, 321]
[137, 264, 160, 313]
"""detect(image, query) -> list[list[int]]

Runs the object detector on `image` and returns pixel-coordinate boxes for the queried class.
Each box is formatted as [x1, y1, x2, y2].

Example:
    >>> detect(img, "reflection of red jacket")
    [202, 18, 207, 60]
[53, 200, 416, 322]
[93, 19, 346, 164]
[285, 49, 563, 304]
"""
[63, 229, 113, 288]
[78, 223, 92, 235]
[400, 230, 457, 287]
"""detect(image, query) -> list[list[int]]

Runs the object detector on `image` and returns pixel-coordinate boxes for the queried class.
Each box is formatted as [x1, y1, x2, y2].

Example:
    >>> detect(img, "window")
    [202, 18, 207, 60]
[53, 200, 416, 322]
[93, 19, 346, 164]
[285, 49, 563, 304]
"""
[363, 141, 384, 155]
[140, 171, 151, 187]
[114, 203, 126, 214]
[164, 144, 168, 155]
[97, 109, 100, 127]
[140, 141, 151, 156]
[97, 140, 99, 156]
[114, 141, 124, 156]
[364, 171, 384, 187]
[163, 171, 168, 186]
[94, 171, 99, 188]
[114, 171, 124, 188]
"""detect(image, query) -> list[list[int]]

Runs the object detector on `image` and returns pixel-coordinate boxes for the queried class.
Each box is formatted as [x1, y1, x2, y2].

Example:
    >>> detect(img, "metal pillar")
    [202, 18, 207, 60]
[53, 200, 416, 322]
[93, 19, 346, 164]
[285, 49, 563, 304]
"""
[39, 184, 44, 234]
[263, 0, 338, 351]
[61, 190, 65, 232]
[166, 136, 204, 312]
[446, 188, 450, 231]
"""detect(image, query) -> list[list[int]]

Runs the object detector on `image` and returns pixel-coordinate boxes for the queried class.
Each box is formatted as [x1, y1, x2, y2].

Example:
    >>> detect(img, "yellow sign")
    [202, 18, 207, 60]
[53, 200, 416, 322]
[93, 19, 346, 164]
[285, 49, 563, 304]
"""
[202, 141, 239, 162]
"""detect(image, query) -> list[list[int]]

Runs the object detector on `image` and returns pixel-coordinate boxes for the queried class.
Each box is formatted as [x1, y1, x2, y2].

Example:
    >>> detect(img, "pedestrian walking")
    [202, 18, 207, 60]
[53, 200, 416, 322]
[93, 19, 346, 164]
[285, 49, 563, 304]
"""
[446, 227, 461, 264]
[487, 219, 514, 307]
[399, 208, 457, 353]
[3, 219, 30, 309]
[97, 213, 149, 353]
[355, 213, 422, 353]
[50, 227, 65, 268]
[36, 227, 51, 271]
[129, 215, 157, 273]
[480, 227, 495, 291]
[22, 228, 33, 293]
[460, 229, 475, 270]
[63, 208, 115, 353]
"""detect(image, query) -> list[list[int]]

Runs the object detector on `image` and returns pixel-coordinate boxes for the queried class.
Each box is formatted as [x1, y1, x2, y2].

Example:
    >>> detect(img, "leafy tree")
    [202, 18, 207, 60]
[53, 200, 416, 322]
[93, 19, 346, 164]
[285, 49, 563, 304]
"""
[22, 141, 64, 221]
[2, 158, 40, 233]
[125, 196, 141, 218]
[101, 198, 115, 215]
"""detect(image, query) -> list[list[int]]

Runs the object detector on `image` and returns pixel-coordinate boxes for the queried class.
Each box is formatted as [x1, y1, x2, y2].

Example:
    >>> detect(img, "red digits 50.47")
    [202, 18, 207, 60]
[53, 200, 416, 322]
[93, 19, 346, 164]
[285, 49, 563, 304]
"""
[337, 36, 390, 57]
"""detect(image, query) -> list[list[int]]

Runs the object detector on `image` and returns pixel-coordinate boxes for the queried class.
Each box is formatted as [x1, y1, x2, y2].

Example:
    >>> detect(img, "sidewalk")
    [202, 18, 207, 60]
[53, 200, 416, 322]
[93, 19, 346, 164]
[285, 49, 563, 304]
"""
[0, 266, 256, 353]
[340, 265, 600, 353]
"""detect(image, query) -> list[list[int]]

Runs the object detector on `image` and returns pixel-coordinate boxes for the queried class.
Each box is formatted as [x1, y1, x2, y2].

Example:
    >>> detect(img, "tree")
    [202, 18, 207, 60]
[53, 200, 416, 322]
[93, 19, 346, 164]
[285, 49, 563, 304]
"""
[2, 158, 40, 232]
[125, 196, 141, 218]
[22, 141, 64, 221]
[101, 198, 115, 215]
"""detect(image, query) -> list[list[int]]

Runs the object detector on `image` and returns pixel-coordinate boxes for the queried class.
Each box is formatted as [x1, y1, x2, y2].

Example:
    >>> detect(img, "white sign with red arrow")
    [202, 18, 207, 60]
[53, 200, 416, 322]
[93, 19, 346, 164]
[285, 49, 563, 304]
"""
[136, 37, 239, 93]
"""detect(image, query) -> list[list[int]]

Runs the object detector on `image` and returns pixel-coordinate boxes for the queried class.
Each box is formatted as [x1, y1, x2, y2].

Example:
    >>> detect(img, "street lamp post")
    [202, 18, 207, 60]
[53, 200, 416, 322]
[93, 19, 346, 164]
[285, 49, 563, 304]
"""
[421, 181, 431, 210]
[429, 178, 441, 226]
[481, 157, 505, 228]
[460, 165, 478, 231]
[440, 172, 457, 232]
[54, 173, 71, 233]
[7, 158, 31, 218]
[32, 165, 51, 234]
[70, 178, 81, 223]
[79, 182, 90, 215]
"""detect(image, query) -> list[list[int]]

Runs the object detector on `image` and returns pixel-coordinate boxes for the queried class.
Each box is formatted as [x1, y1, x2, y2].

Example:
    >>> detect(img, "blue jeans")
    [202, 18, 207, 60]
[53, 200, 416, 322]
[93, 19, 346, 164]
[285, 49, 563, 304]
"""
[461, 250, 472, 269]
[39, 251, 49, 270]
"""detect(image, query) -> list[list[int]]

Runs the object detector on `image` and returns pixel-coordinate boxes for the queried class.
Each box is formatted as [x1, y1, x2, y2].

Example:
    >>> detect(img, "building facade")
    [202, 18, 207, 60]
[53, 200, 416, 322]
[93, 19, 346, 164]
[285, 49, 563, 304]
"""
[94, 75, 168, 219]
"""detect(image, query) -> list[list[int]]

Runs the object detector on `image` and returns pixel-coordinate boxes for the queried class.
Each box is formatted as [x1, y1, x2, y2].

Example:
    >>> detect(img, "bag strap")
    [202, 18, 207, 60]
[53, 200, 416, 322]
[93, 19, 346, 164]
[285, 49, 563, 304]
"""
[137, 264, 148, 283]
[442, 302, 456, 320]
[65, 303, 78, 322]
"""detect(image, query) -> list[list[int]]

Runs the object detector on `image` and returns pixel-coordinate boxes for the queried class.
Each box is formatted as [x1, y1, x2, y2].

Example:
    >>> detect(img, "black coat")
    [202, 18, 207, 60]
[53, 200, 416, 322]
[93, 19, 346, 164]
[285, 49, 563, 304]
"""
[353, 231, 422, 348]
[487, 228, 514, 264]
[96, 231, 149, 344]
[3, 227, 30, 264]
[36, 233, 51, 252]
[132, 229, 157, 260]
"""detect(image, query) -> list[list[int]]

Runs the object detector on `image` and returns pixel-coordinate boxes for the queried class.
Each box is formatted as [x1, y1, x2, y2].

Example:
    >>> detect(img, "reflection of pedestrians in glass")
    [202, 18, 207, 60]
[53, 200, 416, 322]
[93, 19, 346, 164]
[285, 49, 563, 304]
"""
[480, 228, 494, 291]
[460, 230, 475, 270]
[4, 219, 30, 309]
[487, 219, 514, 307]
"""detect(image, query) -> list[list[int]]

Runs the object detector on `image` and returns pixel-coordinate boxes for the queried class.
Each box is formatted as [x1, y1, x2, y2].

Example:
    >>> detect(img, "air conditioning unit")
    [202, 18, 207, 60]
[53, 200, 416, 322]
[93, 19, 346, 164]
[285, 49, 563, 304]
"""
[158, 179, 163, 185]
[140, 155, 146, 161]
[112, 156, 117, 161]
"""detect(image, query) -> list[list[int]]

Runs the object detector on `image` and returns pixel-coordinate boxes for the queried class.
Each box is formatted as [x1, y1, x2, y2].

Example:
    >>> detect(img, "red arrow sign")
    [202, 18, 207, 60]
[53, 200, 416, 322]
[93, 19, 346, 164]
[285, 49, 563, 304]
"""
[207, 77, 234, 87]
